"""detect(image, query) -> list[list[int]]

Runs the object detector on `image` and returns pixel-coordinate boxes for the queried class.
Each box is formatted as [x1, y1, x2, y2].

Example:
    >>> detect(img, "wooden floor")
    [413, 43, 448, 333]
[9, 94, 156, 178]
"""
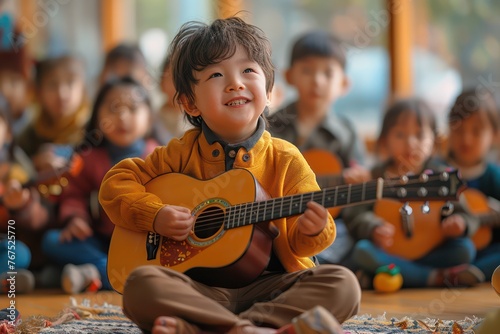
[6, 283, 498, 321]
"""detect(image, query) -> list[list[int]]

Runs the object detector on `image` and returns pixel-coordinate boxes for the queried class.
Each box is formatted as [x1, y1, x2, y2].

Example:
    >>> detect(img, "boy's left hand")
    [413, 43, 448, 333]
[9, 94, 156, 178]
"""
[297, 201, 329, 236]
[441, 214, 466, 238]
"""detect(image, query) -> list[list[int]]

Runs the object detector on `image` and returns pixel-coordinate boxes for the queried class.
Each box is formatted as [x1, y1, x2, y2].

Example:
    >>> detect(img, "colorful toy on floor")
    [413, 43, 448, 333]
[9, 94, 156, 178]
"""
[373, 264, 403, 293]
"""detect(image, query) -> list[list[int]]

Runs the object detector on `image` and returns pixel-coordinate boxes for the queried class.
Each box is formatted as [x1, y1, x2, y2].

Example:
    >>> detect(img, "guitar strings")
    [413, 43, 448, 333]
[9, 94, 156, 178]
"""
[191, 177, 455, 229]
[188, 178, 456, 233]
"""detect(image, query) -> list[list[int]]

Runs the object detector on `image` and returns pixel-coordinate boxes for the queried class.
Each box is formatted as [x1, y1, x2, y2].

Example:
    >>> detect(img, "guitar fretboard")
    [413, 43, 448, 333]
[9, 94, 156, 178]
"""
[224, 179, 382, 229]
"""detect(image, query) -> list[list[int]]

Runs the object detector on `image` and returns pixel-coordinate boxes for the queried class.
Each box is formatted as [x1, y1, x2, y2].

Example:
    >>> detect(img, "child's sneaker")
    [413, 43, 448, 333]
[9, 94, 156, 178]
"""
[61, 263, 101, 294]
[429, 264, 485, 287]
[1, 269, 35, 294]
[277, 306, 344, 334]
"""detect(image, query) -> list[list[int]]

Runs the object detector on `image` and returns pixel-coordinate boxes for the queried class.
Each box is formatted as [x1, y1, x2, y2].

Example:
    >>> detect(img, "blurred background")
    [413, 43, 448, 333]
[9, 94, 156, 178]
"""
[2, 0, 500, 141]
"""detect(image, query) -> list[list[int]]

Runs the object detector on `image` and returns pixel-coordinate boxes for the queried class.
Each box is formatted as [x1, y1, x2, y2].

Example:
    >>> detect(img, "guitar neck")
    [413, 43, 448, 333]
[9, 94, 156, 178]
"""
[225, 179, 384, 229]
[223, 169, 463, 230]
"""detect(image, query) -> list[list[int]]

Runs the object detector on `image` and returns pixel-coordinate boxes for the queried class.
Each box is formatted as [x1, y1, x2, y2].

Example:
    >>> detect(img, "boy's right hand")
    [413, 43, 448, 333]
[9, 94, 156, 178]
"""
[153, 205, 195, 241]
[371, 222, 395, 249]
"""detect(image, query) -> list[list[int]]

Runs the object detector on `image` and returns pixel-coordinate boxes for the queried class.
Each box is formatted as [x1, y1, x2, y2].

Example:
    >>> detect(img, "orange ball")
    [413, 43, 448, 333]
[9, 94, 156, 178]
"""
[373, 264, 403, 293]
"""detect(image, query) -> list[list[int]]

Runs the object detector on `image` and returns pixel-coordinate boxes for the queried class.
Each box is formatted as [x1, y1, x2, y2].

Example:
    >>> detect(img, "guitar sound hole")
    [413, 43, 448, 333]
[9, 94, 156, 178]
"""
[194, 206, 224, 239]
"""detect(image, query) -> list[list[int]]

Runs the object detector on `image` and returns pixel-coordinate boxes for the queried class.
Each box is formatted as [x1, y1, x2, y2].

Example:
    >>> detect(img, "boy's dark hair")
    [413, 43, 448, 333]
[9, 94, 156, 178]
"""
[79, 76, 152, 150]
[289, 30, 346, 69]
[34, 54, 85, 87]
[169, 17, 275, 127]
[378, 98, 437, 144]
[448, 88, 499, 133]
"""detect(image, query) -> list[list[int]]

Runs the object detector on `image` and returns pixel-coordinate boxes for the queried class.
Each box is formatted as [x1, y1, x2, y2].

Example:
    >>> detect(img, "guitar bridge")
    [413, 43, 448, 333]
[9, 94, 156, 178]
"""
[146, 232, 161, 260]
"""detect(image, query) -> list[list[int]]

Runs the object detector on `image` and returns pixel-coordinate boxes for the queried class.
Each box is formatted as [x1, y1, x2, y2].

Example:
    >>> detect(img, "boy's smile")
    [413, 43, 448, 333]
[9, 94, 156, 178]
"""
[183, 45, 269, 144]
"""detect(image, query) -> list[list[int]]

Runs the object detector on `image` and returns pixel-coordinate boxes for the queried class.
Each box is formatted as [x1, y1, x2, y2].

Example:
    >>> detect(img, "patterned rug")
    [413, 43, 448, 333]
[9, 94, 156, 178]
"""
[11, 299, 484, 334]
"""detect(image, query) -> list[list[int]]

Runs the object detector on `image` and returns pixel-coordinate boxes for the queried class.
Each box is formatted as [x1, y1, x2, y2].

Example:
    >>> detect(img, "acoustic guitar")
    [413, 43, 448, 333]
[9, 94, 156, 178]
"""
[302, 149, 344, 218]
[373, 199, 454, 260]
[373, 188, 500, 259]
[461, 188, 500, 250]
[107, 168, 464, 293]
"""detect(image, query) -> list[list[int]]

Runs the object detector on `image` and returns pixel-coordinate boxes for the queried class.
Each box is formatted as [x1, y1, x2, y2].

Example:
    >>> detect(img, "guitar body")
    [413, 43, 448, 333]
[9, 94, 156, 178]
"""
[461, 189, 493, 250]
[302, 149, 343, 218]
[107, 169, 275, 294]
[374, 199, 448, 260]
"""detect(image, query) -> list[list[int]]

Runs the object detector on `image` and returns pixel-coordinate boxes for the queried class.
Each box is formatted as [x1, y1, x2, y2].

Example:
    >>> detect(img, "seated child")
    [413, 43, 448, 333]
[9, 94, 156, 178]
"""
[0, 93, 53, 294]
[446, 88, 500, 281]
[343, 98, 484, 288]
[42, 77, 158, 294]
[99, 17, 360, 334]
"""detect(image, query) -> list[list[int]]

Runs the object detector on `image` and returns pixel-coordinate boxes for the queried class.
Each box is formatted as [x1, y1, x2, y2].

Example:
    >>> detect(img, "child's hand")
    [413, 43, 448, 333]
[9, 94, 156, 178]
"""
[2, 179, 30, 210]
[342, 165, 371, 184]
[153, 205, 195, 241]
[441, 214, 466, 238]
[297, 201, 329, 236]
[60, 217, 93, 242]
[32, 150, 68, 173]
[372, 223, 395, 249]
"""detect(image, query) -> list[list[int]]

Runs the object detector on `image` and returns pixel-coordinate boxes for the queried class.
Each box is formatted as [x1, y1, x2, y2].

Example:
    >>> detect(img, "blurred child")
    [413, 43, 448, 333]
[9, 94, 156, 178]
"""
[98, 43, 150, 88]
[42, 77, 158, 294]
[268, 30, 369, 184]
[343, 98, 485, 288]
[16, 54, 89, 178]
[268, 30, 370, 265]
[99, 17, 359, 334]
[446, 89, 500, 281]
[152, 54, 192, 145]
[0, 25, 33, 135]
[0, 93, 53, 294]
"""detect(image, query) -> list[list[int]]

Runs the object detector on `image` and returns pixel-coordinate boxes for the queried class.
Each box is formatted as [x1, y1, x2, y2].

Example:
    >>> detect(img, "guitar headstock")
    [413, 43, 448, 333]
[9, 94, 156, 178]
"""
[381, 169, 465, 202]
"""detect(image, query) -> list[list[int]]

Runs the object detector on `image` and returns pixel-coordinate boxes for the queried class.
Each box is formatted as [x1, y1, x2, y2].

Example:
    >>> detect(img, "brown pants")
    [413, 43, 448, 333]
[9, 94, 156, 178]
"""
[123, 264, 361, 333]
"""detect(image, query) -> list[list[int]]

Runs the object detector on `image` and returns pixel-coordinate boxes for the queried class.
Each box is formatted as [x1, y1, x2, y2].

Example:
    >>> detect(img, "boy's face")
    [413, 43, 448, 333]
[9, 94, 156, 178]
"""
[286, 56, 349, 114]
[38, 62, 86, 119]
[183, 45, 269, 144]
[448, 112, 495, 167]
[0, 70, 29, 119]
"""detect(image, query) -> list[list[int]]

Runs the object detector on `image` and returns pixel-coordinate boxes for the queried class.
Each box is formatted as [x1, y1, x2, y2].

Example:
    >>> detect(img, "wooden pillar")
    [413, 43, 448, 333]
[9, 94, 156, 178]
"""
[101, 0, 127, 52]
[16, 0, 37, 53]
[217, 0, 243, 19]
[388, 0, 413, 100]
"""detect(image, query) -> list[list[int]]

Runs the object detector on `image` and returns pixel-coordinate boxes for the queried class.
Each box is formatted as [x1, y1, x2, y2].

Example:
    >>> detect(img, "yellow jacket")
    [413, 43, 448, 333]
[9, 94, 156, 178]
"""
[99, 128, 336, 273]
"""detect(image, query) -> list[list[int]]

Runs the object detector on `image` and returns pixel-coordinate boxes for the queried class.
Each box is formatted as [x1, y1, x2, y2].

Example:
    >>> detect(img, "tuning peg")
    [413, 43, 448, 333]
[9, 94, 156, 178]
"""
[419, 173, 429, 182]
[399, 202, 413, 216]
[439, 171, 450, 181]
[421, 201, 430, 214]
[441, 201, 455, 217]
